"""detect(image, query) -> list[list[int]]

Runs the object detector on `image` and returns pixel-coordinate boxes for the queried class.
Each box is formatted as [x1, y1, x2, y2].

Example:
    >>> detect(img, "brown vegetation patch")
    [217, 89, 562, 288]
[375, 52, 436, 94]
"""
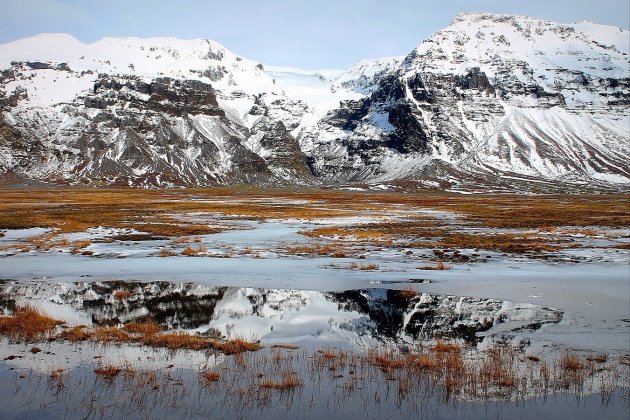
[259, 372, 303, 390]
[0, 308, 63, 341]
[182, 245, 208, 256]
[92, 326, 132, 343]
[431, 340, 461, 353]
[560, 352, 583, 371]
[219, 339, 263, 355]
[320, 261, 379, 270]
[0, 188, 626, 262]
[70, 240, 92, 254]
[201, 371, 220, 383]
[398, 287, 418, 299]
[159, 247, 178, 257]
[0, 243, 31, 252]
[94, 366, 123, 380]
[284, 242, 358, 258]
[139, 332, 214, 351]
[585, 354, 607, 363]
[123, 320, 163, 336]
[55, 325, 93, 342]
[270, 344, 300, 350]
[418, 261, 451, 270]
[368, 350, 406, 372]
[429, 233, 558, 253]
[114, 290, 134, 301]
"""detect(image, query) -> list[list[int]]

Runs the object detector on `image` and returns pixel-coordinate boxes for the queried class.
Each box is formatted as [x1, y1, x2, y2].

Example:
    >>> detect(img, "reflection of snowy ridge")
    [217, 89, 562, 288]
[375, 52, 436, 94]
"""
[0, 281, 563, 347]
[0, 12, 628, 190]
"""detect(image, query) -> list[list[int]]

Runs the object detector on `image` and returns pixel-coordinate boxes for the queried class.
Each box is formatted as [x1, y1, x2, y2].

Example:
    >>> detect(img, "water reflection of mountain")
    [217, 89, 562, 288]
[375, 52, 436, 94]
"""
[0, 281, 562, 344]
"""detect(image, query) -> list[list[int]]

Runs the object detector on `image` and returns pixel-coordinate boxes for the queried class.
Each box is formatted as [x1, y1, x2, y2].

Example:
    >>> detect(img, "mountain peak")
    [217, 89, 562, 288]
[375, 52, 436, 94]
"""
[0, 14, 628, 190]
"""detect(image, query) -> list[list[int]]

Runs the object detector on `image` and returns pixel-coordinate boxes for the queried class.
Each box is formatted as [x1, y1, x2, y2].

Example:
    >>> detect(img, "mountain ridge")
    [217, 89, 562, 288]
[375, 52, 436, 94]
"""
[0, 12, 628, 191]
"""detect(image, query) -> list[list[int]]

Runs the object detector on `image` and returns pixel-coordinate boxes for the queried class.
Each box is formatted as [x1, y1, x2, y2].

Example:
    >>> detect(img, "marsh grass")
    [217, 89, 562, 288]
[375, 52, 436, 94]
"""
[159, 247, 178, 257]
[283, 242, 357, 258]
[259, 372, 303, 390]
[0, 188, 626, 260]
[0, 308, 63, 341]
[270, 344, 300, 350]
[3, 335, 627, 416]
[0, 243, 30, 252]
[0, 308, 261, 356]
[319, 261, 379, 270]
[418, 261, 451, 270]
[181, 245, 208, 256]
[200, 371, 220, 383]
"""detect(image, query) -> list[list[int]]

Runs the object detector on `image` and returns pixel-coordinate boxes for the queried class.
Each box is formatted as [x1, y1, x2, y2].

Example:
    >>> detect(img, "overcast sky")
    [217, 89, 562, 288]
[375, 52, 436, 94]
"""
[0, 0, 628, 69]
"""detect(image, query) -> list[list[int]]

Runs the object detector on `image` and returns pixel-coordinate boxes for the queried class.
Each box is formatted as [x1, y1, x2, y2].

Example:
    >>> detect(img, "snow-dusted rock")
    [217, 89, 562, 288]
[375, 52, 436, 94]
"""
[0, 13, 628, 190]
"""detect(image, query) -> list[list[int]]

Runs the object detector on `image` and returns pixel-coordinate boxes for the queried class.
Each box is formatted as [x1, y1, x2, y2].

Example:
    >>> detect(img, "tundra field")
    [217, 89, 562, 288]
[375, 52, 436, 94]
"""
[0, 186, 628, 419]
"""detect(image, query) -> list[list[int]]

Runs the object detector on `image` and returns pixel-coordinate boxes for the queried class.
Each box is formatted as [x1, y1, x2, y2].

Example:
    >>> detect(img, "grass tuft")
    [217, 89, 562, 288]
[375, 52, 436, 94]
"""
[259, 372, 303, 390]
[0, 308, 63, 342]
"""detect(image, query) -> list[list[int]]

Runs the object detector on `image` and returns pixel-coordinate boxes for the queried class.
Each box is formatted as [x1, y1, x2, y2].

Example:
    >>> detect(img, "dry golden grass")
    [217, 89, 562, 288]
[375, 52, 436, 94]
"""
[559, 352, 588, 387]
[408, 353, 439, 371]
[181, 245, 208, 256]
[172, 237, 192, 245]
[320, 261, 379, 270]
[94, 365, 123, 380]
[139, 332, 214, 351]
[431, 340, 461, 353]
[284, 242, 356, 258]
[303, 222, 563, 254]
[70, 240, 92, 254]
[418, 261, 451, 270]
[201, 371, 221, 382]
[0, 188, 626, 261]
[398, 287, 418, 299]
[128, 222, 221, 238]
[270, 344, 300, 350]
[92, 326, 132, 343]
[259, 372, 303, 390]
[114, 290, 134, 301]
[0, 308, 63, 341]
[368, 350, 406, 372]
[220, 338, 263, 355]
[0, 188, 627, 229]
[45, 316, 263, 355]
[49, 368, 66, 381]
[122, 320, 163, 336]
[0, 243, 30, 252]
[560, 352, 583, 371]
[26, 233, 58, 250]
[55, 325, 93, 342]
[585, 353, 608, 363]
[359, 262, 379, 270]
[430, 233, 558, 253]
[159, 247, 177, 257]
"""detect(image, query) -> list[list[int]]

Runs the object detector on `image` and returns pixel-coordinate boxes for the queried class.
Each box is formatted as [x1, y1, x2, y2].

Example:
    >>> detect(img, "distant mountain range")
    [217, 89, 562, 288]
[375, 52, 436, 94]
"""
[0, 12, 628, 192]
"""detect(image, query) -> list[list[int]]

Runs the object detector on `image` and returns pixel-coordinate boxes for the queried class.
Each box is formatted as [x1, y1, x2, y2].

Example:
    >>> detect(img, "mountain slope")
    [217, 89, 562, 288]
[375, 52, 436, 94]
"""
[0, 13, 628, 190]
[0, 35, 315, 186]
[299, 13, 629, 190]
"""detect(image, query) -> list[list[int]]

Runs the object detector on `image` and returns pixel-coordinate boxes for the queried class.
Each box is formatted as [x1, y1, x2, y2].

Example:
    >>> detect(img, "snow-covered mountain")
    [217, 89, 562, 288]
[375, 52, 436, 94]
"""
[0, 12, 628, 190]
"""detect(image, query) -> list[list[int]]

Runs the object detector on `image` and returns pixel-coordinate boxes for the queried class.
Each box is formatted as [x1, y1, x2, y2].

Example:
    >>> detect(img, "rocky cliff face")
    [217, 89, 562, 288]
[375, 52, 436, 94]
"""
[0, 13, 628, 190]
[301, 13, 630, 190]
[0, 36, 315, 186]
